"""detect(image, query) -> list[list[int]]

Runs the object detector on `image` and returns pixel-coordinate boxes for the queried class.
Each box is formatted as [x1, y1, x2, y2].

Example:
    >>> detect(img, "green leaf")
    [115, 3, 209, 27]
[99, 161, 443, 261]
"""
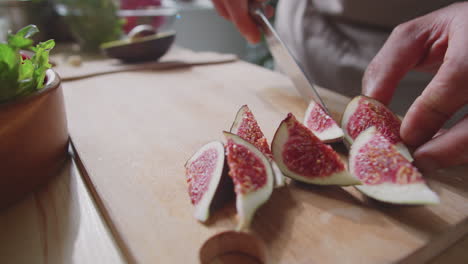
[7, 25, 39, 50]
[30, 39, 55, 90]
[0, 44, 20, 102]
[19, 59, 34, 79]
[7, 35, 33, 50]
[18, 59, 35, 94]
[0, 25, 54, 103]
[15, 25, 39, 39]
[0, 44, 18, 69]
[32, 39, 55, 51]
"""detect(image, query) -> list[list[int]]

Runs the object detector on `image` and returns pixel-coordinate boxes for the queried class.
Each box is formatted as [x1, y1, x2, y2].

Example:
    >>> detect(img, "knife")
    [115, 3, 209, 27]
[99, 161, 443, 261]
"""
[249, 2, 330, 113]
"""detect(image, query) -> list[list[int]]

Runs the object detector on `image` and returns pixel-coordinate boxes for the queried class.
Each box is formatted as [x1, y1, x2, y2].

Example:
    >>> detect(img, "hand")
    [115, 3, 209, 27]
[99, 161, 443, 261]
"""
[211, 0, 274, 43]
[362, 3, 468, 172]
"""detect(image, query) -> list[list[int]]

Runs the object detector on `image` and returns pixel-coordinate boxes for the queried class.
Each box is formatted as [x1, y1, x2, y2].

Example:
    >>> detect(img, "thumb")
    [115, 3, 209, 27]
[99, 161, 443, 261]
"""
[413, 115, 468, 172]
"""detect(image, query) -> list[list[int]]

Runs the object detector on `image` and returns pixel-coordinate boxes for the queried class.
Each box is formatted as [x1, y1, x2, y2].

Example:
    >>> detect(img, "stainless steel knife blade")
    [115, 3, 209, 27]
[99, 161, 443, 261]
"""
[250, 4, 329, 113]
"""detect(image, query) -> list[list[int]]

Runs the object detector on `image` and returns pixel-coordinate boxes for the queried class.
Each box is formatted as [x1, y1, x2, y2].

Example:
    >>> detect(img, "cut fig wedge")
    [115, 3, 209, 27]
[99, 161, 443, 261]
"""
[230, 105, 285, 187]
[341, 95, 412, 161]
[349, 127, 439, 205]
[272, 113, 361, 186]
[303, 100, 343, 143]
[185, 141, 227, 222]
[224, 132, 274, 231]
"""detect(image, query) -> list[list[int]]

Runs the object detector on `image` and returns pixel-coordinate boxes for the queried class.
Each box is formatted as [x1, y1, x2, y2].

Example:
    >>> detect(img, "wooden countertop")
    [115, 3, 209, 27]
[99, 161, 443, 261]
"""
[0, 153, 126, 264]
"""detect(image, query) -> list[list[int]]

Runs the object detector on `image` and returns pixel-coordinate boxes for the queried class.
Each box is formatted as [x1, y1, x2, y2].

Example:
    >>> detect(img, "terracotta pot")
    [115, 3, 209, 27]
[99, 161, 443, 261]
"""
[0, 69, 69, 209]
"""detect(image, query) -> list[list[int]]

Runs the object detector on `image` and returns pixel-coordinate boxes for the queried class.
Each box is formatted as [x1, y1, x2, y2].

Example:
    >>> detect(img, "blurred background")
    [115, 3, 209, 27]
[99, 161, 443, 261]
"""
[0, 0, 276, 67]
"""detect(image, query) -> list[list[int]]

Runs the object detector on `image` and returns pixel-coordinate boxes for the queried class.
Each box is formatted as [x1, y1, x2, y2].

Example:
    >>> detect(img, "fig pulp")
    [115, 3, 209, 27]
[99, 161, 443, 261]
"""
[349, 127, 439, 204]
[230, 105, 285, 187]
[303, 100, 343, 143]
[341, 95, 412, 161]
[224, 132, 274, 231]
[272, 113, 361, 185]
[185, 141, 228, 222]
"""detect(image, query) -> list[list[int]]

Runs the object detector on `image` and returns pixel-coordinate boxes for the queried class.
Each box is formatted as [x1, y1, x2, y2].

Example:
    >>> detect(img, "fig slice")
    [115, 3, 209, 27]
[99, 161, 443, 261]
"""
[224, 131, 274, 231]
[341, 95, 412, 161]
[230, 105, 285, 187]
[303, 100, 343, 143]
[272, 113, 361, 185]
[185, 141, 227, 222]
[349, 127, 439, 205]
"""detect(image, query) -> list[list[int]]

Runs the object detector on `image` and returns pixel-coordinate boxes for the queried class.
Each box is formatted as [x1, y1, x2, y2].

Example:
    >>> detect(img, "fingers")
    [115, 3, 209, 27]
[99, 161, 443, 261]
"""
[363, 5, 468, 151]
[264, 4, 275, 18]
[413, 114, 468, 172]
[362, 19, 431, 105]
[400, 26, 468, 147]
[212, 0, 230, 19]
[362, 8, 453, 105]
[212, 0, 271, 44]
[223, 0, 261, 43]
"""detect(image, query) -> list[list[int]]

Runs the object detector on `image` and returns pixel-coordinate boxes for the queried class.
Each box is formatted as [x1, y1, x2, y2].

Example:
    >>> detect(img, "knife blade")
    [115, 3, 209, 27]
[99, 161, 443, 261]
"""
[250, 3, 330, 113]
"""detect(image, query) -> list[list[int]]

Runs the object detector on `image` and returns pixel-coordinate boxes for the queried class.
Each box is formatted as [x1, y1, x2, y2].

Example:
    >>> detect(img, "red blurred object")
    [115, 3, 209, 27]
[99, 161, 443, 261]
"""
[120, 0, 161, 8]
[120, 0, 165, 33]
[20, 51, 30, 61]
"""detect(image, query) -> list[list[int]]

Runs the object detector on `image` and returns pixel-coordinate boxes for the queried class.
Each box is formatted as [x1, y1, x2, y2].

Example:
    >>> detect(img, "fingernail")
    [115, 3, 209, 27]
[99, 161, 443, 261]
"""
[401, 123, 425, 147]
[362, 76, 375, 96]
[400, 105, 427, 147]
[433, 128, 448, 138]
[414, 156, 441, 172]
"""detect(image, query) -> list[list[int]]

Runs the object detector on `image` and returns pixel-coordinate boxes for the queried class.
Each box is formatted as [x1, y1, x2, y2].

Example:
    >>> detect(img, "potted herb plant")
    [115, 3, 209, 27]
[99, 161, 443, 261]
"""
[0, 25, 69, 209]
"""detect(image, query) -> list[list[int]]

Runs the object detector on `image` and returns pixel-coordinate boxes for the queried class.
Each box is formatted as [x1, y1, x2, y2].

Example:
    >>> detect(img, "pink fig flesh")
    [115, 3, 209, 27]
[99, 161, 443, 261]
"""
[272, 113, 360, 185]
[303, 100, 343, 143]
[230, 105, 285, 187]
[284, 117, 344, 177]
[226, 138, 268, 195]
[353, 130, 422, 185]
[224, 132, 274, 230]
[231, 105, 273, 159]
[349, 127, 439, 204]
[341, 95, 413, 161]
[185, 141, 227, 222]
[342, 96, 401, 144]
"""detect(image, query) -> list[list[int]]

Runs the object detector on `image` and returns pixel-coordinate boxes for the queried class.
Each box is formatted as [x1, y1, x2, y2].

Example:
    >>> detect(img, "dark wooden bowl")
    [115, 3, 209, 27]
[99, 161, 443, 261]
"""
[101, 31, 176, 63]
[0, 69, 69, 209]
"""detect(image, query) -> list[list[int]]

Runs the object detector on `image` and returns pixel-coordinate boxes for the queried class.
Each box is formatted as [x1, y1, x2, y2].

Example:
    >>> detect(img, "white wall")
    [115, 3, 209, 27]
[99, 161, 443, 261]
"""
[173, 7, 248, 58]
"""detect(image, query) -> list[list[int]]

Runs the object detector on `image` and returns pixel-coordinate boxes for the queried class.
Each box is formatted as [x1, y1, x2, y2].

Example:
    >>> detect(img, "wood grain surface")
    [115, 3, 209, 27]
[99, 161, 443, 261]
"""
[54, 48, 237, 81]
[0, 155, 126, 264]
[59, 49, 468, 264]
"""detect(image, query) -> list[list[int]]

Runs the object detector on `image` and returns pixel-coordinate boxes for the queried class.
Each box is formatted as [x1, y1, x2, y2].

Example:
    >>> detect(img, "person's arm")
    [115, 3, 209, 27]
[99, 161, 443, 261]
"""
[211, 0, 274, 43]
[363, 3, 468, 171]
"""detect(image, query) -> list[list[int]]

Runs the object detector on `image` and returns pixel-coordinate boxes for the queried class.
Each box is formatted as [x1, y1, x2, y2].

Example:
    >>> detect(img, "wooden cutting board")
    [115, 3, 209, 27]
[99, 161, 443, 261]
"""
[60, 50, 468, 264]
